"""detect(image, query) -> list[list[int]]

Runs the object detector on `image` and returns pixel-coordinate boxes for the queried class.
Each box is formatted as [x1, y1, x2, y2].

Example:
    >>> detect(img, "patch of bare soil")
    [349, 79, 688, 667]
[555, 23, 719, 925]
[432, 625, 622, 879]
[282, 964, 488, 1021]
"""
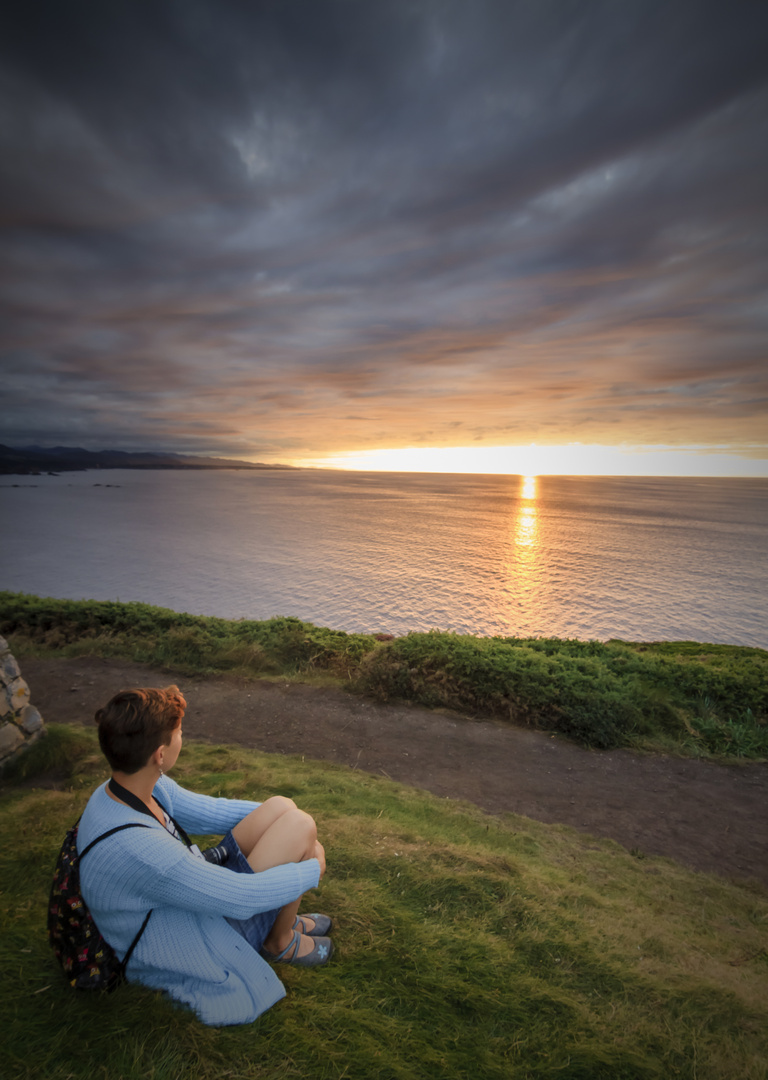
[18, 656, 768, 890]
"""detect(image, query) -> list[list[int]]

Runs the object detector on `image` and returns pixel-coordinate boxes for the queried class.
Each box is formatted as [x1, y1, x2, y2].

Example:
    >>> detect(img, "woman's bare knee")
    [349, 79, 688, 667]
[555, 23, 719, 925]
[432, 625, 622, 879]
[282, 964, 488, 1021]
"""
[285, 807, 317, 850]
[262, 795, 297, 816]
[231, 796, 300, 855]
[246, 807, 317, 871]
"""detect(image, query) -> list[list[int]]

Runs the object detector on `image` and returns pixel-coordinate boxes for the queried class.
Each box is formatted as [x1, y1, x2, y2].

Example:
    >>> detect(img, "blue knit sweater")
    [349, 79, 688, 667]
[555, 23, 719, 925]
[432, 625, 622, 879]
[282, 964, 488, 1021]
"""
[78, 777, 321, 1026]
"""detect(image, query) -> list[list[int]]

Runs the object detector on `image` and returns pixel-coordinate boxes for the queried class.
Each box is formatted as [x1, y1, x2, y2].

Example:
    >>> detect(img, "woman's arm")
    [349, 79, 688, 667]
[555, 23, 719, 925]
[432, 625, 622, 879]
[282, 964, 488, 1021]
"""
[154, 775, 262, 834]
[83, 825, 321, 920]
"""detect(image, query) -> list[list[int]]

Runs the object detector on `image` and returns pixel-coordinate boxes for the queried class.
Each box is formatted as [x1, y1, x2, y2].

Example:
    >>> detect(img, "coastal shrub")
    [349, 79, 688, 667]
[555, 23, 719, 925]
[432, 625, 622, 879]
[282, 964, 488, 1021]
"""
[524, 637, 768, 721]
[1, 591, 766, 758]
[683, 708, 768, 759]
[356, 631, 767, 751]
[356, 632, 648, 748]
[0, 592, 375, 679]
[2, 726, 767, 1080]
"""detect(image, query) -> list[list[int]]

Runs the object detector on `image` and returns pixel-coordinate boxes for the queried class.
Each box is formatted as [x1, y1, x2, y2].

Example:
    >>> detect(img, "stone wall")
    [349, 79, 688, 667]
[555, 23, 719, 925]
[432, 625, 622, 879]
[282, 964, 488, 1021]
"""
[0, 635, 45, 766]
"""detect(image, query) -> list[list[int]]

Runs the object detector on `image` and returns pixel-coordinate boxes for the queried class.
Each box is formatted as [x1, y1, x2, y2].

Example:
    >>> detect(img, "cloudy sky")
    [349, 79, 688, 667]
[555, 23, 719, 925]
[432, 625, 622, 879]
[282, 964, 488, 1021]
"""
[2, 0, 767, 474]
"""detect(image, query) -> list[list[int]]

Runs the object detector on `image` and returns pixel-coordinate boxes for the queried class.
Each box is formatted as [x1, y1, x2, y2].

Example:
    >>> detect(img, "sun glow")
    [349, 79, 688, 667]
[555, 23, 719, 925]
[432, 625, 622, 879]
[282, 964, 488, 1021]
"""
[290, 444, 768, 476]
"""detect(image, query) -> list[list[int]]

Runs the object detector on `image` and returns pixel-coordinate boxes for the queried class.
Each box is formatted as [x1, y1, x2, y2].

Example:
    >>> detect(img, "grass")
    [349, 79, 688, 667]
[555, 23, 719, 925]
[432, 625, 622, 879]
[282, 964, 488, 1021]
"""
[1, 591, 767, 758]
[1, 725, 767, 1080]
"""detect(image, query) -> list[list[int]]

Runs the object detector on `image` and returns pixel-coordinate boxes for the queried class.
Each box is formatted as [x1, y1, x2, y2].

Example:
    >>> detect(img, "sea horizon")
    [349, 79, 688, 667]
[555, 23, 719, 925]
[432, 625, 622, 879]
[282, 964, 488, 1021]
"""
[3, 440, 767, 480]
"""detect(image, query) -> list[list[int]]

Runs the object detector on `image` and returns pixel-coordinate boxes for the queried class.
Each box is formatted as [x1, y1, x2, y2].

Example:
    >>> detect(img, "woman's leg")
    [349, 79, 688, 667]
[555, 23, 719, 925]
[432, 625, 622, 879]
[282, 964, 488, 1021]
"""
[230, 795, 298, 855]
[232, 800, 323, 959]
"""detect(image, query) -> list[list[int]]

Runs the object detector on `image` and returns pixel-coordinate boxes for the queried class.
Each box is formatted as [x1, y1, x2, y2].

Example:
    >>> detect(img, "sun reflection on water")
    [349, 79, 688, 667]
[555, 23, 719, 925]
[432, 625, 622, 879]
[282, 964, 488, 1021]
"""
[516, 505, 538, 548]
[502, 475, 541, 630]
[515, 476, 538, 550]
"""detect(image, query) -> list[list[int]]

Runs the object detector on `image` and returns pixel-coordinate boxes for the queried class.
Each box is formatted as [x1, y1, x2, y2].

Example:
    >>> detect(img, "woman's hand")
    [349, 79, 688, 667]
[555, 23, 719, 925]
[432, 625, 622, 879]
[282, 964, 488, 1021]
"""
[314, 840, 326, 879]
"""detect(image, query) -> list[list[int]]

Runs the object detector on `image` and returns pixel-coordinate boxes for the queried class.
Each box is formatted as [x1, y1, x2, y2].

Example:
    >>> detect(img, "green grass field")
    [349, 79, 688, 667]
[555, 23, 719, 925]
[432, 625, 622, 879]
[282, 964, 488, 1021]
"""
[1, 726, 766, 1080]
[2, 591, 766, 759]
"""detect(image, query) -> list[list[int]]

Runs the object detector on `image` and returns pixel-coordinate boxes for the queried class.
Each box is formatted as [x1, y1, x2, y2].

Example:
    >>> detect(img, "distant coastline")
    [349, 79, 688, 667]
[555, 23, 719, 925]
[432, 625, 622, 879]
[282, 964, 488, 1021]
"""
[0, 444, 296, 476]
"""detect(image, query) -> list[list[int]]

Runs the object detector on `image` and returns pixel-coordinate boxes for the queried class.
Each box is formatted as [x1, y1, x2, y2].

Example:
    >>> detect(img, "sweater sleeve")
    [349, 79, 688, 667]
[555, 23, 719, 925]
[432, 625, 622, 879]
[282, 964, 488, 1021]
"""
[153, 775, 261, 834]
[78, 782, 321, 921]
[82, 824, 321, 920]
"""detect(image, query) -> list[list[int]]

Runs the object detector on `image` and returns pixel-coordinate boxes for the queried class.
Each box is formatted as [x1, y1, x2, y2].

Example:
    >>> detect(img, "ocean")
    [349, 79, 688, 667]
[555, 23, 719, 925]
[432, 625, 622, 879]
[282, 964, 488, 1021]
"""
[1, 469, 766, 648]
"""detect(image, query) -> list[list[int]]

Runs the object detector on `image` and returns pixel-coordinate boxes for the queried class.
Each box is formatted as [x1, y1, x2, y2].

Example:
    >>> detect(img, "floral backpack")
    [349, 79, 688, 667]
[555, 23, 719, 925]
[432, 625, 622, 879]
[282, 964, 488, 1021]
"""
[48, 819, 153, 991]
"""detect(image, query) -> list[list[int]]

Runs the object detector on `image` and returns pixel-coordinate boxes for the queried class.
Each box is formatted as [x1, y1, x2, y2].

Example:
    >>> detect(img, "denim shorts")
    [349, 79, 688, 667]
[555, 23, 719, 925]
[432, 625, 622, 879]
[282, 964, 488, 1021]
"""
[217, 829, 281, 953]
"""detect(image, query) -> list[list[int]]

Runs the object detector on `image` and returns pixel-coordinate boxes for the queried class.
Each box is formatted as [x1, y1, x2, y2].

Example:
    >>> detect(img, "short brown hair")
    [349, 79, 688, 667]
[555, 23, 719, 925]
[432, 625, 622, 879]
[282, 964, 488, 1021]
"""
[96, 685, 186, 774]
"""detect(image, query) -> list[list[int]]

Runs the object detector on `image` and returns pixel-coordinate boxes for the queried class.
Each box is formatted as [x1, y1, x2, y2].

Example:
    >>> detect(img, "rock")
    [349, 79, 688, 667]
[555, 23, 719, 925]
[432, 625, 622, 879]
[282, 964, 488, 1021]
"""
[0, 722, 24, 758]
[0, 643, 46, 765]
[1, 651, 21, 683]
[20, 705, 44, 734]
[7, 677, 30, 712]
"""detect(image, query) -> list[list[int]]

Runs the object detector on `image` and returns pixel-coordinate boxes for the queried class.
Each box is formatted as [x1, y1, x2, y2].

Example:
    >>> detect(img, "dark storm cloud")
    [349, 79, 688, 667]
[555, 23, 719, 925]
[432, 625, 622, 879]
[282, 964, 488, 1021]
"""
[1, 0, 767, 458]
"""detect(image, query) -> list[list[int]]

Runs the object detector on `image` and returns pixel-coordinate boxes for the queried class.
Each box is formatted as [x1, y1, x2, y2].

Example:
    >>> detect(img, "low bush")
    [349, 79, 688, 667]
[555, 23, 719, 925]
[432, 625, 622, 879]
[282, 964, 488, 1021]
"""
[355, 630, 767, 752]
[0, 592, 375, 679]
[1, 592, 766, 757]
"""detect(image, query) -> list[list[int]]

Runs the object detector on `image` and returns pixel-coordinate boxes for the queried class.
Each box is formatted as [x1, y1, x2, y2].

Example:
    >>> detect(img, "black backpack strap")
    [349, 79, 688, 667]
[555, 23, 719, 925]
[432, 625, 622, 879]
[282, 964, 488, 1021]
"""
[79, 822, 153, 860]
[75, 819, 155, 979]
[120, 909, 153, 978]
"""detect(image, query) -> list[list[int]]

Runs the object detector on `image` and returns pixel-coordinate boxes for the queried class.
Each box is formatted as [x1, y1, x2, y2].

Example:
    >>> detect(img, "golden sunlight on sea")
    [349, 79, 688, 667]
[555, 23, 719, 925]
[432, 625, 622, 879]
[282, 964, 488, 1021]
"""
[503, 475, 540, 619]
[514, 475, 538, 553]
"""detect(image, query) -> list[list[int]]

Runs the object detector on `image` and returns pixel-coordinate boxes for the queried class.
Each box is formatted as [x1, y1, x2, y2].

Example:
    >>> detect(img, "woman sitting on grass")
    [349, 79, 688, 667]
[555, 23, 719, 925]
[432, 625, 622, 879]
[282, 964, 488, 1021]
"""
[78, 684, 332, 1026]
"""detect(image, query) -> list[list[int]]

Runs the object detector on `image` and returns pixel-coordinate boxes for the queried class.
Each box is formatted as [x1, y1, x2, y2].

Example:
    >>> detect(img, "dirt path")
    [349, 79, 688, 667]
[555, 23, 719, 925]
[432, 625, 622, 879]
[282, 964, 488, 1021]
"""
[18, 655, 768, 890]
